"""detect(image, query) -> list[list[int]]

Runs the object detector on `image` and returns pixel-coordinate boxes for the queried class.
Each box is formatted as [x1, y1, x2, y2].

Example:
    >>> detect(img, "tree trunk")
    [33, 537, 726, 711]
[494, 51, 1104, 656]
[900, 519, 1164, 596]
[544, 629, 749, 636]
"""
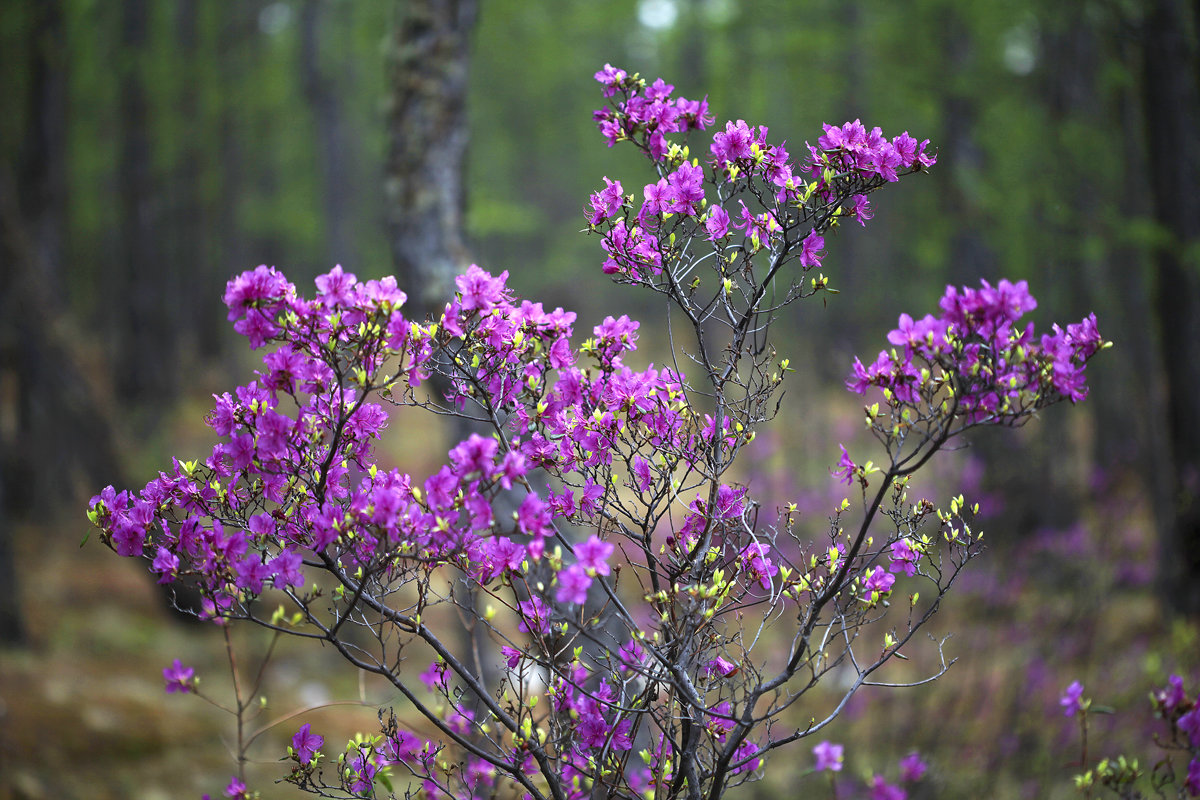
[385, 0, 477, 315]
[301, 0, 355, 271]
[116, 0, 175, 408]
[1142, 0, 1200, 616]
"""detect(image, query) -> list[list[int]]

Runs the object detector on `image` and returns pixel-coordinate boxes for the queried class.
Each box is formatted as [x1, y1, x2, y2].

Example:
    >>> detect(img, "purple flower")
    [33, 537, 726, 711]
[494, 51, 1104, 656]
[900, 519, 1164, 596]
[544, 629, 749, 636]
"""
[889, 539, 920, 576]
[556, 564, 592, 605]
[705, 206, 730, 241]
[1060, 681, 1086, 717]
[862, 567, 895, 603]
[152, 546, 180, 584]
[1179, 707, 1200, 747]
[832, 445, 857, 486]
[869, 775, 907, 800]
[1185, 757, 1200, 796]
[163, 659, 195, 694]
[1154, 674, 1188, 713]
[851, 193, 873, 226]
[731, 739, 761, 775]
[899, 752, 928, 782]
[501, 646, 521, 669]
[710, 119, 753, 166]
[291, 723, 323, 765]
[705, 656, 739, 678]
[575, 535, 614, 576]
[314, 264, 357, 307]
[594, 63, 627, 97]
[799, 230, 825, 268]
[813, 740, 844, 772]
[223, 776, 249, 800]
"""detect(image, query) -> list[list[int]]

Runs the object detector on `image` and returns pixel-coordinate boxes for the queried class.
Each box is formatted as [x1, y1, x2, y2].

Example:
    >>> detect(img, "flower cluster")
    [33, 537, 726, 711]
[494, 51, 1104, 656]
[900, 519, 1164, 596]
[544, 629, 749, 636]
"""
[812, 742, 928, 799]
[1064, 675, 1200, 797]
[87, 65, 1104, 800]
[587, 67, 934, 293]
[848, 279, 1106, 466]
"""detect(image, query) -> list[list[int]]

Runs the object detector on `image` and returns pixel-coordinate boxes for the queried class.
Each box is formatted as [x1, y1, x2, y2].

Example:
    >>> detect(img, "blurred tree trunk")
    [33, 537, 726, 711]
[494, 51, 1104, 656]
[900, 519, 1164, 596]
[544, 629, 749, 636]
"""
[1141, 0, 1200, 616]
[0, 0, 67, 645]
[301, 0, 354, 270]
[116, 0, 176, 407]
[385, 0, 490, 696]
[385, 0, 476, 314]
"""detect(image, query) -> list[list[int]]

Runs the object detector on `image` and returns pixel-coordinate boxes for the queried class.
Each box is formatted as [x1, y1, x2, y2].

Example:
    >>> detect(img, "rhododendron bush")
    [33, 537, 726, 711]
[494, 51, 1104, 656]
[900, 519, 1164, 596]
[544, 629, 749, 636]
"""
[87, 66, 1111, 799]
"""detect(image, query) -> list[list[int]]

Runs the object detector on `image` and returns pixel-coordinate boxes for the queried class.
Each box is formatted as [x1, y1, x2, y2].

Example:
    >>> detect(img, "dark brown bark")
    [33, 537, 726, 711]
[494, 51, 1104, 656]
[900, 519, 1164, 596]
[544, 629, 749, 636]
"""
[1142, 0, 1200, 615]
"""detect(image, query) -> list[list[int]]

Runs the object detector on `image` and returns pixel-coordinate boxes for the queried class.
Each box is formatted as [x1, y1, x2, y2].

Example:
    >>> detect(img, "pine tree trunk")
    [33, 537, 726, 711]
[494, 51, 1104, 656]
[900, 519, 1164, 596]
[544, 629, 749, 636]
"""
[1142, 0, 1200, 616]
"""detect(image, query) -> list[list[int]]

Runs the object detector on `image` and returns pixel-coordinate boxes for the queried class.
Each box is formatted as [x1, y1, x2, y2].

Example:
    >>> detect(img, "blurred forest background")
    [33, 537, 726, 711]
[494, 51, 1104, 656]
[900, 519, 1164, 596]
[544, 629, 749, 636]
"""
[1, 0, 1198, 798]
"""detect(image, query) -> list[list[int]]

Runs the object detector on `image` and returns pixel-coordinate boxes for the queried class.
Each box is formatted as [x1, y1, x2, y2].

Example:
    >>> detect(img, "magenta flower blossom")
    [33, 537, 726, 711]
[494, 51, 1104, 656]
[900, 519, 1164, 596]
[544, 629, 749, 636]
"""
[862, 567, 895, 602]
[556, 564, 593, 605]
[1186, 758, 1200, 795]
[740, 542, 778, 590]
[1153, 674, 1188, 713]
[1060, 681, 1086, 717]
[705, 656, 739, 678]
[851, 193, 873, 226]
[832, 445, 857, 486]
[813, 740, 844, 772]
[899, 751, 928, 782]
[798, 230, 825, 268]
[705, 205, 730, 240]
[1179, 707, 1200, 747]
[575, 535, 614, 576]
[291, 723, 323, 765]
[593, 63, 627, 97]
[589, 176, 626, 224]
[501, 646, 521, 669]
[163, 659, 195, 694]
[889, 539, 920, 576]
[869, 775, 907, 800]
[223, 776, 249, 800]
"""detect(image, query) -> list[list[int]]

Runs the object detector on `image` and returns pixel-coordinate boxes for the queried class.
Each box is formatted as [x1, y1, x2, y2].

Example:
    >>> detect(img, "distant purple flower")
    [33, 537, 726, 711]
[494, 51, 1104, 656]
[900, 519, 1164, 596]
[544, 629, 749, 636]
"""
[869, 775, 907, 800]
[420, 660, 447, 691]
[291, 723, 323, 765]
[899, 752, 928, 782]
[1179, 707, 1200, 747]
[224, 776, 249, 800]
[1154, 674, 1187, 713]
[813, 740, 844, 772]
[1185, 757, 1200, 796]
[1060, 681, 1085, 717]
[163, 659, 195, 694]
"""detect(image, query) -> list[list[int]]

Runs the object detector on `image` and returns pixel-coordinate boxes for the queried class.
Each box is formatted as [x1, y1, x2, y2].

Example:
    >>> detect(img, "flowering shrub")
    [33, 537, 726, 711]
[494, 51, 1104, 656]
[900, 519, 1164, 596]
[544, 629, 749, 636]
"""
[87, 66, 1106, 799]
[1062, 677, 1200, 797]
